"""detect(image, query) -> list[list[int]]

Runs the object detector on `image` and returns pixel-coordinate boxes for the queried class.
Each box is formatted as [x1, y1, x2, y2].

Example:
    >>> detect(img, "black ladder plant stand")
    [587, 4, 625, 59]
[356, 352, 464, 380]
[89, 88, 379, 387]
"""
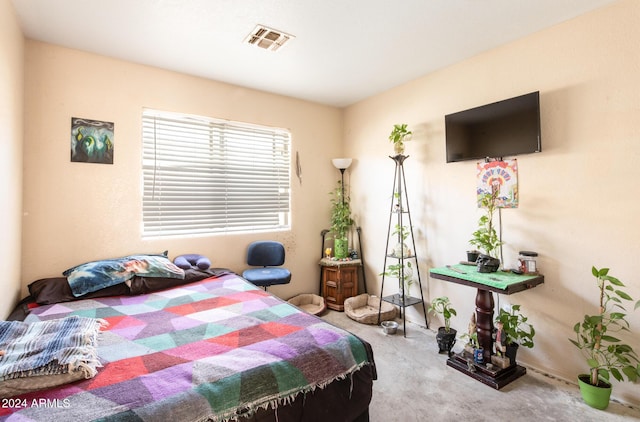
[378, 154, 428, 336]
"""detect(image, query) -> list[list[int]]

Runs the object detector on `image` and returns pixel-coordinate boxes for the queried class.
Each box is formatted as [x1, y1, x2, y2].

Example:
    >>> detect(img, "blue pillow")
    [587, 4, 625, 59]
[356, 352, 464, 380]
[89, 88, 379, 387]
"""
[64, 254, 184, 297]
[173, 254, 211, 270]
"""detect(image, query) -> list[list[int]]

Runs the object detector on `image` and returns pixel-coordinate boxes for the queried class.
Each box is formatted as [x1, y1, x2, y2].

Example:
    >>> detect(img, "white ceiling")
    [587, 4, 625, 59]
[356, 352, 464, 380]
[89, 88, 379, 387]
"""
[11, 0, 618, 107]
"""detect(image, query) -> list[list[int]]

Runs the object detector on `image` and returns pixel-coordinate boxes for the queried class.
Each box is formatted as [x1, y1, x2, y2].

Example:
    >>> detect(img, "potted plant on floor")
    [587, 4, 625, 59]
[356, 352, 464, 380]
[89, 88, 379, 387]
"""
[469, 181, 503, 273]
[389, 123, 412, 155]
[569, 266, 640, 410]
[329, 180, 354, 259]
[428, 297, 457, 356]
[494, 304, 535, 368]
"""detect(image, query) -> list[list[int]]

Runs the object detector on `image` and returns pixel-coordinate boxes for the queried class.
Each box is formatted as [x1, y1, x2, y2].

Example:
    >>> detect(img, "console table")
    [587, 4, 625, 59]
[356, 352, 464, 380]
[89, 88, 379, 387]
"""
[430, 264, 544, 389]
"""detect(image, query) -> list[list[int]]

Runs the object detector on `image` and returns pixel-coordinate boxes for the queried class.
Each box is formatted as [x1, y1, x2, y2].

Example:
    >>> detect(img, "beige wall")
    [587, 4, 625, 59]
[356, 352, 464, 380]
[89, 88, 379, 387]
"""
[344, 0, 639, 405]
[21, 41, 343, 304]
[0, 0, 24, 318]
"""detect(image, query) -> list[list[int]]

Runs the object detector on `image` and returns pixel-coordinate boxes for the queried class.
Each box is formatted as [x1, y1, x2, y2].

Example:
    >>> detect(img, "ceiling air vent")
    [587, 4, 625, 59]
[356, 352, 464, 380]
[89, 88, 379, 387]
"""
[245, 25, 294, 52]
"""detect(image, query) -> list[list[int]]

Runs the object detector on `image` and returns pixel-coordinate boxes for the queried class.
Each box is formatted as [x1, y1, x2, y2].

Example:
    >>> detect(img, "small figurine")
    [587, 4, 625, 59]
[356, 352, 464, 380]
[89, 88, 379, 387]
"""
[491, 320, 511, 369]
[466, 358, 476, 373]
[468, 313, 477, 337]
[494, 320, 507, 356]
[463, 313, 478, 355]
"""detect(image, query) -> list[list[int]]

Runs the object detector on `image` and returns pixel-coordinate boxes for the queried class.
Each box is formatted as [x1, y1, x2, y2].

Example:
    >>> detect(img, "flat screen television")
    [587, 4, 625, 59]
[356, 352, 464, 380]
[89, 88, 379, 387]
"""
[445, 91, 541, 163]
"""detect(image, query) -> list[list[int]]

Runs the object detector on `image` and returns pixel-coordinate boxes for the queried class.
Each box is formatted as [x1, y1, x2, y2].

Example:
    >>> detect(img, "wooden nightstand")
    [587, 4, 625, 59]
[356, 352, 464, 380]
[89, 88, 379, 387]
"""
[319, 258, 361, 311]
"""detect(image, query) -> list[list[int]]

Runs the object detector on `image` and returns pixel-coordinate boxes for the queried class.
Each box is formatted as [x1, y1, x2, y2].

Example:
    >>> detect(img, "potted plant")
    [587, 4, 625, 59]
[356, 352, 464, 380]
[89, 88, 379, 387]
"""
[381, 261, 414, 297]
[495, 304, 535, 367]
[391, 224, 411, 258]
[329, 180, 354, 259]
[428, 296, 457, 356]
[469, 181, 503, 272]
[389, 123, 412, 155]
[569, 266, 640, 410]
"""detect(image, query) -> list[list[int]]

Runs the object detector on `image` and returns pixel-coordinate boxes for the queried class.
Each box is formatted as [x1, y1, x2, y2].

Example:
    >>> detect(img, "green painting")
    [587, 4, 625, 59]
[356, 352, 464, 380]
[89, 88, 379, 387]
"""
[71, 117, 114, 164]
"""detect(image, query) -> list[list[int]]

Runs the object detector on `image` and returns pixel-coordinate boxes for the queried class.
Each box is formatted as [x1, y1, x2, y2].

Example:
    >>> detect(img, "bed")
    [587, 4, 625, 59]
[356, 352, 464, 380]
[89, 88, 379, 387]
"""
[0, 268, 376, 421]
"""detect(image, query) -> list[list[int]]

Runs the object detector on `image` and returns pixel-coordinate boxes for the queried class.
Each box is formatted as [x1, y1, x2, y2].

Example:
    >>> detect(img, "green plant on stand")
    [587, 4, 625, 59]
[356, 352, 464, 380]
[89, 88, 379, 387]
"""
[469, 182, 503, 259]
[496, 305, 535, 367]
[389, 123, 412, 155]
[392, 224, 410, 258]
[380, 261, 414, 297]
[569, 266, 640, 410]
[329, 180, 354, 259]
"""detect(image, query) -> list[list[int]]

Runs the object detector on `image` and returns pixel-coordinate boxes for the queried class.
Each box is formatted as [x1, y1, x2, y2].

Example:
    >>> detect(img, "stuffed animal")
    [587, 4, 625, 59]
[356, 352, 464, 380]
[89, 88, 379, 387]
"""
[173, 254, 211, 270]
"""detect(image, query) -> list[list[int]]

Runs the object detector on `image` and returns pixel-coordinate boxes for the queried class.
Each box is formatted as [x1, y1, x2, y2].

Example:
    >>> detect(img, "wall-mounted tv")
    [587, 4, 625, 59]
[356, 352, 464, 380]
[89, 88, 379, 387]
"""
[445, 91, 541, 163]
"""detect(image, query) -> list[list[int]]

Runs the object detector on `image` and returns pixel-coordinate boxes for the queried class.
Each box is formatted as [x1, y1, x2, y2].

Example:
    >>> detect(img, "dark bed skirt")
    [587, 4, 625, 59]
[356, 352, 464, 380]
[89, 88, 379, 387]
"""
[237, 362, 374, 422]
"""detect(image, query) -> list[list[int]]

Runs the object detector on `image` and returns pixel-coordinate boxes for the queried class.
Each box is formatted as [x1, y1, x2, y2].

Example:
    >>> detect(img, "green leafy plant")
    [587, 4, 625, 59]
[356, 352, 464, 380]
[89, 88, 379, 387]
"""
[390, 224, 411, 257]
[469, 183, 503, 258]
[392, 224, 409, 241]
[569, 266, 640, 387]
[329, 180, 353, 239]
[380, 261, 414, 294]
[497, 305, 535, 348]
[428, 296, 457, 333]
[389, 124, 412, 154]
[461, 331, 480, 349]
[388, 123, 412, 144]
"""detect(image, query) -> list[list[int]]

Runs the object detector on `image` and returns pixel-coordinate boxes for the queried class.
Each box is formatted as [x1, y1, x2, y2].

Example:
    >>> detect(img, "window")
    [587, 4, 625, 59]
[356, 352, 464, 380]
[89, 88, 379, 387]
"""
[142, 109, 291, 238]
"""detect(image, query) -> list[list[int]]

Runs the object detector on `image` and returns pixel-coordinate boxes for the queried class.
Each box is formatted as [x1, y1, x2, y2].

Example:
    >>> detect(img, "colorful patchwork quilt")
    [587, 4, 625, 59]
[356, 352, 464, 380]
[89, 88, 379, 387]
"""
[0, 274, 374, 421]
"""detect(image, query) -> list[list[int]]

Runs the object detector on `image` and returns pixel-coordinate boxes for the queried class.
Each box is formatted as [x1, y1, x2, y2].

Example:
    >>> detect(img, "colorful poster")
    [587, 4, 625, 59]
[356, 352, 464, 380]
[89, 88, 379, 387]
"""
[476, 159, 518, 208]
[71, 117, 114, 164]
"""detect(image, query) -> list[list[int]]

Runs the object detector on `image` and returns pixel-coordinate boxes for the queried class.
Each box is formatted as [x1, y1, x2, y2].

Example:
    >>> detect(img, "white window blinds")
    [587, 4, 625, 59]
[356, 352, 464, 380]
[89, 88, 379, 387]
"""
[142, 109, 291, 238]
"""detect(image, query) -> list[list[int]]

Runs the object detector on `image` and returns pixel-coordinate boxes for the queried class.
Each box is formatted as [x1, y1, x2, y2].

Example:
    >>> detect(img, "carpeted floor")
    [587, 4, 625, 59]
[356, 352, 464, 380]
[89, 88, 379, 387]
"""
[321, 310, 640, 422]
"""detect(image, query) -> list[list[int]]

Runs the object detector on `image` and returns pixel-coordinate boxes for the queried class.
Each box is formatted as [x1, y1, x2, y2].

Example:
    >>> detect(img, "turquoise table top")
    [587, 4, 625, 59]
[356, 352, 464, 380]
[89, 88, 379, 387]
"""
[430, 264, 544, 294]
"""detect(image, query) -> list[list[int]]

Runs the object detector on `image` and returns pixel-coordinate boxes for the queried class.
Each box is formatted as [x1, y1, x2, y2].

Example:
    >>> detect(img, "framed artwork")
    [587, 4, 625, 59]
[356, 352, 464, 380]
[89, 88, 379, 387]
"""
[70, 117, 114, 164]
[476, 159, 518, 208]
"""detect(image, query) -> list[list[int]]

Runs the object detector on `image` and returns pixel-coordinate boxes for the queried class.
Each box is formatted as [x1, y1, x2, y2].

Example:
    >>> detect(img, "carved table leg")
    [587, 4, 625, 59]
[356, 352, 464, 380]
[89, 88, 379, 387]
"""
[475, 288, 494, 362]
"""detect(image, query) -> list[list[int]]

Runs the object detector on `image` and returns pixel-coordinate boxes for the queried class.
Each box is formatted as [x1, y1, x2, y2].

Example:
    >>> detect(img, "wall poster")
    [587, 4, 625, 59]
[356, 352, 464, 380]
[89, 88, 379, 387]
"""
[476, 159, 518, 208]
[70, 117, 114, 164]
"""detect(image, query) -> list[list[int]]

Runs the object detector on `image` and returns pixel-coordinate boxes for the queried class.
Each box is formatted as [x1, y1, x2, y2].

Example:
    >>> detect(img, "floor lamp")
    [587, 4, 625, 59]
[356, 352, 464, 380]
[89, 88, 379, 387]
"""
[331, 158, 352, 200]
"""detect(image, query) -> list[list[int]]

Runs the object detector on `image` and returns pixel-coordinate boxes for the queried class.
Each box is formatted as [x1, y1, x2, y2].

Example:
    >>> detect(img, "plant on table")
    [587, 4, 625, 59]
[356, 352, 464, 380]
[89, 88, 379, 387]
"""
[469, 181, 503, 259]
[329, 180, 354, 259]
[569, 266, 640, 409]
[469, 181, 503, 273]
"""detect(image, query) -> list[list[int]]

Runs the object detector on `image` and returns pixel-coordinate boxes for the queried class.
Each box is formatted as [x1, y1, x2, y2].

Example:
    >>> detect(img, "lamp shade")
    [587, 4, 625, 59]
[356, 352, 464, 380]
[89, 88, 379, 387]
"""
[332, 158, 352, 170]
